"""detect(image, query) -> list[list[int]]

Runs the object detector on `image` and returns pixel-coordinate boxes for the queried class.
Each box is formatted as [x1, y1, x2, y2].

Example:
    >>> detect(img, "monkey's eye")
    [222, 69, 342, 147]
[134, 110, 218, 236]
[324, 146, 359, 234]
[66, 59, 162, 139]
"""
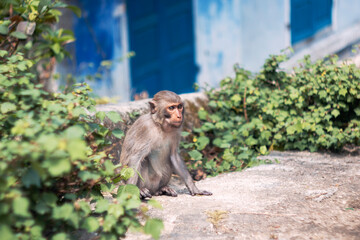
[168, 106, 175, 110]
[178, 104, 183, 109]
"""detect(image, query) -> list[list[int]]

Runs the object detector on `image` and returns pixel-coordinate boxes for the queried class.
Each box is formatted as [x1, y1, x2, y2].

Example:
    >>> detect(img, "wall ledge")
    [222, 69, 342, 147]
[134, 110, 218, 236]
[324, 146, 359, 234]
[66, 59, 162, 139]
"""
[282, 20, 360, 69]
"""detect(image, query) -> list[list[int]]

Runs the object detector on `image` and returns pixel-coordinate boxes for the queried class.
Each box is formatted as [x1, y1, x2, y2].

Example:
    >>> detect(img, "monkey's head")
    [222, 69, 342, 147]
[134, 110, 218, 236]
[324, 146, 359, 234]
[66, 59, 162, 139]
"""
[149, 90, 184, 129]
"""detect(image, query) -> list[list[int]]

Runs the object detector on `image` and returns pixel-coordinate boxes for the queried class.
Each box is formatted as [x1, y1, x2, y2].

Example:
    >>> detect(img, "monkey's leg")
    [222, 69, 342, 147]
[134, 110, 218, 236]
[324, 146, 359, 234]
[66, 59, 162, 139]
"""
[155, 186, 178, 197]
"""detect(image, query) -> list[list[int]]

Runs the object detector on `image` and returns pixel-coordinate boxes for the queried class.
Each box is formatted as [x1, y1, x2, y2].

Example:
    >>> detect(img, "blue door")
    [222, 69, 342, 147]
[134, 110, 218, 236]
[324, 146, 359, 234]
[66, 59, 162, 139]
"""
[126, 0, 196, 97]
[73, 0, 121, 87]
[291, 0, 333, 44]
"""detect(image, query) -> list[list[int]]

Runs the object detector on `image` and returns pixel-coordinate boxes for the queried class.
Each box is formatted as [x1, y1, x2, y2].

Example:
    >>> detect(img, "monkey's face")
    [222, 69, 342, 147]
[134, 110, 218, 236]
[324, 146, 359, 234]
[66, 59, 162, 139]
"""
[164, 102, 184, 128]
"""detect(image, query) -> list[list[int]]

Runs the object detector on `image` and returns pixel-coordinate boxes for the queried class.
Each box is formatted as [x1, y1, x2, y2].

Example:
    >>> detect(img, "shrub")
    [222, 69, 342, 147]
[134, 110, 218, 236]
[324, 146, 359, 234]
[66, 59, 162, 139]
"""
[0, 50, 163, 240]
[183, 53, 360, 177]
[0, 1, 163, 239]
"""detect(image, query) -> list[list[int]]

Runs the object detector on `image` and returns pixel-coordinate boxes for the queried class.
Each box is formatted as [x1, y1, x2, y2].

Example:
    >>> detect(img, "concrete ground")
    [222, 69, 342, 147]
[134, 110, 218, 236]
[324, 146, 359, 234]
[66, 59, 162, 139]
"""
[126, 151, 360, 240]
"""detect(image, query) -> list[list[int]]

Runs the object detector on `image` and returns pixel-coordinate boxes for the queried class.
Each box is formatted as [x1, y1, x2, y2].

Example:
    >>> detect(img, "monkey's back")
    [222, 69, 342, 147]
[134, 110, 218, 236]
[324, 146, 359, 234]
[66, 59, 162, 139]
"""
[119, 114, 155, 166]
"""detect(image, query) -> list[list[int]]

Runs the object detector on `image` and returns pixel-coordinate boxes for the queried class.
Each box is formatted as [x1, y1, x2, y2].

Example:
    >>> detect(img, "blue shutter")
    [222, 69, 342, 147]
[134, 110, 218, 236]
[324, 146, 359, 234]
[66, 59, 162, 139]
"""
[291, 0, 333, 44]
[127, 0, 196, 97]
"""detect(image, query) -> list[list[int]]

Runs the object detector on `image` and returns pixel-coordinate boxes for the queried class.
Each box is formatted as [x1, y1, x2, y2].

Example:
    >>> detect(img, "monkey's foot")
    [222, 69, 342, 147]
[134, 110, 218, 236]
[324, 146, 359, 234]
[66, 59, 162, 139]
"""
[155, 186, 178, 197]
[140, 188, 152, 199]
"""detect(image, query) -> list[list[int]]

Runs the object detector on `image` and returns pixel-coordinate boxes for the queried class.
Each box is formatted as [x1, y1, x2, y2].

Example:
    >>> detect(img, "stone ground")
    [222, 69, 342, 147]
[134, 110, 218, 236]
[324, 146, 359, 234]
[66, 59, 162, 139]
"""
[126, 151, 360, 240]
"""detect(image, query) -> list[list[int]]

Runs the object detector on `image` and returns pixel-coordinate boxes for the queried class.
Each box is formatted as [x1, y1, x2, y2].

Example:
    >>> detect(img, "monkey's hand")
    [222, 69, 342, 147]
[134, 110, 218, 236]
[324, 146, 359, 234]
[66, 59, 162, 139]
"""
[190, 189, 212, 196]
[140, 188, 152, 199]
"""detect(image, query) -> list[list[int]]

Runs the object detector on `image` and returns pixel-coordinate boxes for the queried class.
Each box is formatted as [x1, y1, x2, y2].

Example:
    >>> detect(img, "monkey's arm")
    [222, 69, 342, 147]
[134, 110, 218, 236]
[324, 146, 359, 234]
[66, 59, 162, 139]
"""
[170, 152, 212, 196]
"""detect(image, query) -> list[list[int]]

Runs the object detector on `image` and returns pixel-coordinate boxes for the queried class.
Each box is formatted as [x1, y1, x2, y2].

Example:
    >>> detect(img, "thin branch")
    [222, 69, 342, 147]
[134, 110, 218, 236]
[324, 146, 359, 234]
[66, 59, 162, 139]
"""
[243, 87, 249, 123]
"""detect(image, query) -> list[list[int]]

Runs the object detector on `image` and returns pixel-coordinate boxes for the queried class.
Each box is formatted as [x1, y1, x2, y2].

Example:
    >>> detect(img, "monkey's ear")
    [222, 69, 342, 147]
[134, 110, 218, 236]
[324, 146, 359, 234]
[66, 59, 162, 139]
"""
[149, 101, 157, 114]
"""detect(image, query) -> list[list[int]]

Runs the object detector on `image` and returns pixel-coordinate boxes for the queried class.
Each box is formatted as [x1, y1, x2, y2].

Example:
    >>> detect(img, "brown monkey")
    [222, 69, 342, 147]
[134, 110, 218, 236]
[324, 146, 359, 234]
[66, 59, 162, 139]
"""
[120, 90, 212, 198]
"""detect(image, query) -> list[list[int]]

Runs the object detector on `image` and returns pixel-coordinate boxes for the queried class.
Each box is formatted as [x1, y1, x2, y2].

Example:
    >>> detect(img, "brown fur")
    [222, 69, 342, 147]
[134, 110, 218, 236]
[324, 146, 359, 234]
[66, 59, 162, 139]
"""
[120, 91, 212, 198]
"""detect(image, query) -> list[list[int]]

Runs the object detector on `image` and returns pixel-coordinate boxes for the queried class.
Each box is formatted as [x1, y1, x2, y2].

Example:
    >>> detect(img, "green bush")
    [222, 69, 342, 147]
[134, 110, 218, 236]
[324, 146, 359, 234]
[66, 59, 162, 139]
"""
[0, 1, 163, 239]
[0, 50, 164, 240]
[183, 53, 360, 177]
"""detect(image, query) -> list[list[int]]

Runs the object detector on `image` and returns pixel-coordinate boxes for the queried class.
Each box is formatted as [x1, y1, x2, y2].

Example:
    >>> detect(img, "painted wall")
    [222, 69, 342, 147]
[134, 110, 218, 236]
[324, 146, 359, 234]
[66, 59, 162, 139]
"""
[194, 0, 287, 90]
[194, 0, 242, 89]
[58, 0, 130, 101]
[240, 0, 286, 71]
[336, 0, 360, 30]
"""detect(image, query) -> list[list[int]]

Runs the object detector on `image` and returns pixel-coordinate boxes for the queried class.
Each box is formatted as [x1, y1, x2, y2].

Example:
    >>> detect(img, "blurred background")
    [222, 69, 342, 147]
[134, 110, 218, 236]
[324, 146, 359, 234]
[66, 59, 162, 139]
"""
[57, 0, 360, 101]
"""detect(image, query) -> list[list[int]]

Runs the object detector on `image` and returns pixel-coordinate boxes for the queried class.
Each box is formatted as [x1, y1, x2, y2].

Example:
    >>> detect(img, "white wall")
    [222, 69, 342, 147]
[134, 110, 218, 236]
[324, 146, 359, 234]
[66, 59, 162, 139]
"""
[194, 0, 287, 90]
[336, 0, 360, 30]
[194, 0, 242, 89]
[240, 0, 287, 71]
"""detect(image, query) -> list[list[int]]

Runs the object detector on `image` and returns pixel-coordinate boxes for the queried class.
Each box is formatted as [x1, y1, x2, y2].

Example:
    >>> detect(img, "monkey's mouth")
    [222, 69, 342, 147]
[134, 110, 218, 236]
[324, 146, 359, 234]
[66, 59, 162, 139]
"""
[172, 121, 182, 126]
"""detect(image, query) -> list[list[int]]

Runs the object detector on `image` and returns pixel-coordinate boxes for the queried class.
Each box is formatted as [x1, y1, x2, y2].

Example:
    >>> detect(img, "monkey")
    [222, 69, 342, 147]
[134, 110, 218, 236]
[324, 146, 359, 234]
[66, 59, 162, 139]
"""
[120, 90, 212, 199]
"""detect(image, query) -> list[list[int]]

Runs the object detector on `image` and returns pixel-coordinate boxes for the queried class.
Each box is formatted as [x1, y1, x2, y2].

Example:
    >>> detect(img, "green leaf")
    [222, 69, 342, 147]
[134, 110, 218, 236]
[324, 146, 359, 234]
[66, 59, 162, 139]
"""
[112, 129, 124, 139]
[1, 102, 16, 113]
[245, 136, 257, 146]
[117, 184, 139, 197]
[339, 88, 347, 96]
[96, 111, 106, 121]
[106, 111, 122, 123]
[82, 217, 99, 232]
[188, 150, 203, 160]
[108, 204, 124, 218]
[45, 158, 71, 176]
[0, 25, 9, 35]
[78, 201, 91, 216]
[10, 31, 27, 39]
[13, 197, 30, 217]
[0, 50, 8, 57]
[101, 60, 112, 67]
[238, 151, 250, 160]
[78, 171, 101, 182]
[242, 129, 249, 137]
[230, 94, 241, 103]
[22, 168, 41, 188]
[67, 5, 82, 17]
[120, 167, 134, 181]
[195, 136, 210, 150]
[181, 131, 190, 137]
[64, 126, 85, 139]
[102, 215, 117, 232]
[0, 64, 10, 73]
[43, 193, 57, 207]
[198, 109, 208, 120]
[38, 0, 52, 13]
[51, 43, 61, 54]
[319, 90, 327, 99]
[30, 225, 43, 239]
[147, 199, 163, 209]
[52, 203, 74, 220]
[286, 125, 296, 135]
[354, 107, 360, 116]
[95, 199, 109, 213]
[259, 146, 267, 155]
[222, 149, 235, 162]
[331, 109, 340, 118]
[72, 107, 87, 117]
[52, 233, 68, 240]
[274, 133, 282, 140]
[67, 139, 87, 160]
[0, 225, 15, 240]
[35, 201, 50, 215]
[144, 218, 164, 240]
[104, 160, 115, 175]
